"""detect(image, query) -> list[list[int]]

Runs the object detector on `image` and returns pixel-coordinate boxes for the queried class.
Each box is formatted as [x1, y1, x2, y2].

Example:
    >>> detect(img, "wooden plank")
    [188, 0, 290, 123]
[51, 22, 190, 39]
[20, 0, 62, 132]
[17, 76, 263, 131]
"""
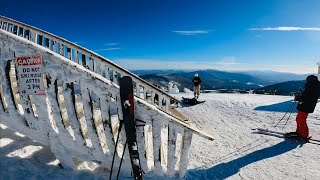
[45, 76, 69, 135]
[55, 80, 72, 129]
[63, 82, 85, 142]
[19, 92, 39, 130]
[160, 121, 169, 173]
[73, 82, 92, 147]
[28, 95, 38, 118]
[178, 129, 193, 178]
[167, 122, 178, 176]
[9, 61, 24, 115]
[80, 82, 103, 154]
[136, 118, 149, 173]
[152, 118, 163, 175]
[144, 122, 155, 171]
[0, 85, 7, 112]
[99, 93, 116, 158]
[0, 67, 8, 111]
[91, 91, 109, 154]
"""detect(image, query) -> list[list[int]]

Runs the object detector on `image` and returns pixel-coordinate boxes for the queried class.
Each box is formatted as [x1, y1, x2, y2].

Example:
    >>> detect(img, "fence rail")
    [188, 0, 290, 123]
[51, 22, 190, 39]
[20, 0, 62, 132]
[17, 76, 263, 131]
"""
[0, 15, 180, 117]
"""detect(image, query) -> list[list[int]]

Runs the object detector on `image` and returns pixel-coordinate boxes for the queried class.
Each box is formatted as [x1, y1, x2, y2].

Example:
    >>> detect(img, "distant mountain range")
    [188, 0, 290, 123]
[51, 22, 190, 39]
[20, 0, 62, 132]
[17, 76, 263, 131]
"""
[255, 81, 305, 95]
[132, 69, 309, 92]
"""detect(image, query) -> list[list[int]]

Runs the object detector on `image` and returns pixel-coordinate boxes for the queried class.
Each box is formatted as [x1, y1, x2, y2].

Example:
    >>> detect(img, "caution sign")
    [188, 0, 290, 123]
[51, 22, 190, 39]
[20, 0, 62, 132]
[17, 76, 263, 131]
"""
[16, 56, 45, 95]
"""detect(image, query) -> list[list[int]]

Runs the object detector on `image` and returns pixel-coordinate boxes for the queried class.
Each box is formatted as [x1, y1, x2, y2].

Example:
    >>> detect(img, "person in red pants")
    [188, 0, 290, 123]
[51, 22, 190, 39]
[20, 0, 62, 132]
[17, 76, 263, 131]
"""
[290, 75, 320, 138]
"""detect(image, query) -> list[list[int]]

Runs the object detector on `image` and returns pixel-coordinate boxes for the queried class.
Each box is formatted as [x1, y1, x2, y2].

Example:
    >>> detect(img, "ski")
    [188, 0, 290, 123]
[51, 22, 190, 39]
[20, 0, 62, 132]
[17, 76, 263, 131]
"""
[120, 76, 143, 180]
[182, 97, 205, 105]
[252, 128, 320, 144]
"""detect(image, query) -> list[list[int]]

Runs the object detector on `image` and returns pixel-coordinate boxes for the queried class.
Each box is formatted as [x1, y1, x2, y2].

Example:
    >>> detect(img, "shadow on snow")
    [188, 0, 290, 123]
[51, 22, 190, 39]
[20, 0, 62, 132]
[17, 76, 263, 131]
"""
[254, 100, 297, 113]
[0, 126, 105, 180]
[186, 139, 305, 179]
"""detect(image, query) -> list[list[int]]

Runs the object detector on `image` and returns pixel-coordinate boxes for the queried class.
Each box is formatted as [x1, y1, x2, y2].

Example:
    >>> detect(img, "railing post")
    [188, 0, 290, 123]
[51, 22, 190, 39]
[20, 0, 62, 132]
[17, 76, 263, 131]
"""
[165, 97, 170, 111]
[82, 54, 87, 68]
[31, 31, 36, 43]
[19, 27, 23, 37]
[105, 65, 110, 80]
[136, 82, 141, 97]
[151, 91, 155, 105]
[22, 28, 26, 38]
[97, 61, 102, 75]
[89, 57, 94, 71]
[74, 49, 79, 64]
[179, 129, 193, 178]
[13, 25, 18, 35]
[25, 29, 30, 40]
[4, 22, 8, 31]
[52, 40, 57, 53]
[45, 37, 50, 48]
[67, 47, 71, 60]
[60, 43, 64, 57]
[38, 34, 43, 46]
[159, 94, 164, 109]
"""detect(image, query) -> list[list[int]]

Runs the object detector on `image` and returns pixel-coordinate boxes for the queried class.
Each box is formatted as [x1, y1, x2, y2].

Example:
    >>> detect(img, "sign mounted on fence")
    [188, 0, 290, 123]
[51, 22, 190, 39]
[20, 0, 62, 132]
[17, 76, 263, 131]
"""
[16, 55, 45, 95]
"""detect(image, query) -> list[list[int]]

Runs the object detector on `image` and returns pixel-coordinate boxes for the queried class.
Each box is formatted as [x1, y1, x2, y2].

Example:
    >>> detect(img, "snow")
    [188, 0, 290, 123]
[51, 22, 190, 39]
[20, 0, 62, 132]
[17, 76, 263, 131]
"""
[1, 93, 320, 179]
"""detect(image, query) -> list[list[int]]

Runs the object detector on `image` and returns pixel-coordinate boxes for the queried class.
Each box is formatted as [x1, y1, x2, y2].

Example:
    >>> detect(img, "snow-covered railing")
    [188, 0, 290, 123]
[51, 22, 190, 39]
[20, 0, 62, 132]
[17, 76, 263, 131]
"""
[0, 15, 179, 117]
[0, 17, 214, 178]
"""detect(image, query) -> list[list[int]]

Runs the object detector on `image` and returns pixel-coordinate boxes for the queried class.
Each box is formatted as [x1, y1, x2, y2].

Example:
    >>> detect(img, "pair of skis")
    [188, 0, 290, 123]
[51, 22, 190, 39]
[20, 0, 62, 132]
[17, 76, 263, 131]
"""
[252, 128, 320, 145]
[118, 76, 143, 180]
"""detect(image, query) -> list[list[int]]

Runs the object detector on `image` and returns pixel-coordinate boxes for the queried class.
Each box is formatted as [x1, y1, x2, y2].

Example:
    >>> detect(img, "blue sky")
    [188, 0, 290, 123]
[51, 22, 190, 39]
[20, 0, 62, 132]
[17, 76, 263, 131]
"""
[1, 0, 320, 73]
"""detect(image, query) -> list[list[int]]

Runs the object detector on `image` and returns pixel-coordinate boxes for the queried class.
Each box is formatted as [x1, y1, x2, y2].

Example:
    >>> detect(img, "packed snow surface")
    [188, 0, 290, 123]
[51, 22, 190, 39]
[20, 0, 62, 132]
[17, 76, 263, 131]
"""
[1, 93, 320, 179]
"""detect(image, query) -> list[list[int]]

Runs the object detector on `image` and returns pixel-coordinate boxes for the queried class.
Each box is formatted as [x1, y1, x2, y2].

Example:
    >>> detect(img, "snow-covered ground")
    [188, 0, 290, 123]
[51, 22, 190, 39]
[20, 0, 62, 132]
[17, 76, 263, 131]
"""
[1, 93, 320, 179]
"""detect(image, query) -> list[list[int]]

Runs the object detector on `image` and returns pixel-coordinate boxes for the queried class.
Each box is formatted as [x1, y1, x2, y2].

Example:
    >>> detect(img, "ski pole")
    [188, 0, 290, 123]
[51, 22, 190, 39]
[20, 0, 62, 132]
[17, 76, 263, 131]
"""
[109, 121, 123, 180]
[273, 101, 296, 128]
[281, 101, 297, 129]
[116, 140, 127, 180]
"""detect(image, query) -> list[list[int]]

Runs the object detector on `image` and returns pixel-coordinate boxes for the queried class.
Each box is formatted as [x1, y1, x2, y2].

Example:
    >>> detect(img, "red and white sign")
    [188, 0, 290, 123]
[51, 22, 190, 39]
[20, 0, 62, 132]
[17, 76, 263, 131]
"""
[16, 56, 45, 95]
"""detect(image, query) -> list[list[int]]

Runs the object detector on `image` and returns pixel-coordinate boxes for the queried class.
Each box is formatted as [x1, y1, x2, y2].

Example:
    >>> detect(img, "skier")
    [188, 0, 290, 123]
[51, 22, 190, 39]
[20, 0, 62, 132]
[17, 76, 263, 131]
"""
[287, 75, 320, 139]
[192, 73, 202, 99]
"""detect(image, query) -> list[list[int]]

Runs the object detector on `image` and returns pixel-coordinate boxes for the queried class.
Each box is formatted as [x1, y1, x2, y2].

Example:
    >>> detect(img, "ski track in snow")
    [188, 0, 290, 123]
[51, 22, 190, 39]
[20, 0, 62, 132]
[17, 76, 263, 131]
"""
[1, 93, 320, 179]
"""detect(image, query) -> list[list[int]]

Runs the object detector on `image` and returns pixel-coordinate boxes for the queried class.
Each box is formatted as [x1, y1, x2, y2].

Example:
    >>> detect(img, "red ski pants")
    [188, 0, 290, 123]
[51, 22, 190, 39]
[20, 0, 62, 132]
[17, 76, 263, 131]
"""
[295, 111, 309, 138]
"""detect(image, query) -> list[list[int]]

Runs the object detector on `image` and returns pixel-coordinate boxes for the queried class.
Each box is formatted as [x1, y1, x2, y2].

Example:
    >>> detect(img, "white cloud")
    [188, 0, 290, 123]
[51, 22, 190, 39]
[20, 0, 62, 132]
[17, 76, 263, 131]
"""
[105, 43, 119, 46]
[172, 30, 210, 35]
[113, 57, 243, 70]
[95, 47, 121, 51]
[249, 27, 320, 31]
[215, 56, 239, 65]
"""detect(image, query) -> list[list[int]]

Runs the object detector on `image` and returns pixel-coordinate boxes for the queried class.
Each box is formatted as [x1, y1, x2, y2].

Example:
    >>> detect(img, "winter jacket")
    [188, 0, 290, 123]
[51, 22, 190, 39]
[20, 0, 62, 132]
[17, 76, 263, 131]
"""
[192, 77, 202, 86]
[295, 76, 320, 113]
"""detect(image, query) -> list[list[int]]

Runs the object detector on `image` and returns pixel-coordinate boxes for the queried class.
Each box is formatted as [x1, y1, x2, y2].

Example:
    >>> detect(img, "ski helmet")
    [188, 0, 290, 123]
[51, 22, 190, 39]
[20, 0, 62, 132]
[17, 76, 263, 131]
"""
[194, 73, 199, 77]
[305, 75, 319, 88]
[306, 75, 318, 83]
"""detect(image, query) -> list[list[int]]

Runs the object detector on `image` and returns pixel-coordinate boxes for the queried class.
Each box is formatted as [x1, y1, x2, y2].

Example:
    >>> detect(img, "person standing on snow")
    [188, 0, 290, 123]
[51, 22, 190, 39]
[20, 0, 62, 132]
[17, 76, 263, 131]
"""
[288, 75, 320, 139]
[192, 73, 202, 99]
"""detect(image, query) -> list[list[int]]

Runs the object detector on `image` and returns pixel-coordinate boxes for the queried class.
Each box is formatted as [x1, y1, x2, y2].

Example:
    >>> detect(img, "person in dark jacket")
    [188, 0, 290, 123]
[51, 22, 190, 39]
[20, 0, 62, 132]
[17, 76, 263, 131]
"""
[291, 75, 320, 138]
[192, 73, 202, 99]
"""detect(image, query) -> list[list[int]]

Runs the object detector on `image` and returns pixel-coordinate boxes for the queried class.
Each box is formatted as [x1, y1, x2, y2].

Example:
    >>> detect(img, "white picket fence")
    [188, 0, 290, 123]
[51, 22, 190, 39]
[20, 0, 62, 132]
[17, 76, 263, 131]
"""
[0, 16, 214, 179]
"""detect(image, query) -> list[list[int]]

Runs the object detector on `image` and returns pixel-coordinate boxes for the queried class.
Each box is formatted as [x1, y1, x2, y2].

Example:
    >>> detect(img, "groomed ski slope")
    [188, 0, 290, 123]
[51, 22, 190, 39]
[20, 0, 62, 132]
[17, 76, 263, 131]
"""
[1, 93, 320, 179]
[178, 93, 320, 180]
